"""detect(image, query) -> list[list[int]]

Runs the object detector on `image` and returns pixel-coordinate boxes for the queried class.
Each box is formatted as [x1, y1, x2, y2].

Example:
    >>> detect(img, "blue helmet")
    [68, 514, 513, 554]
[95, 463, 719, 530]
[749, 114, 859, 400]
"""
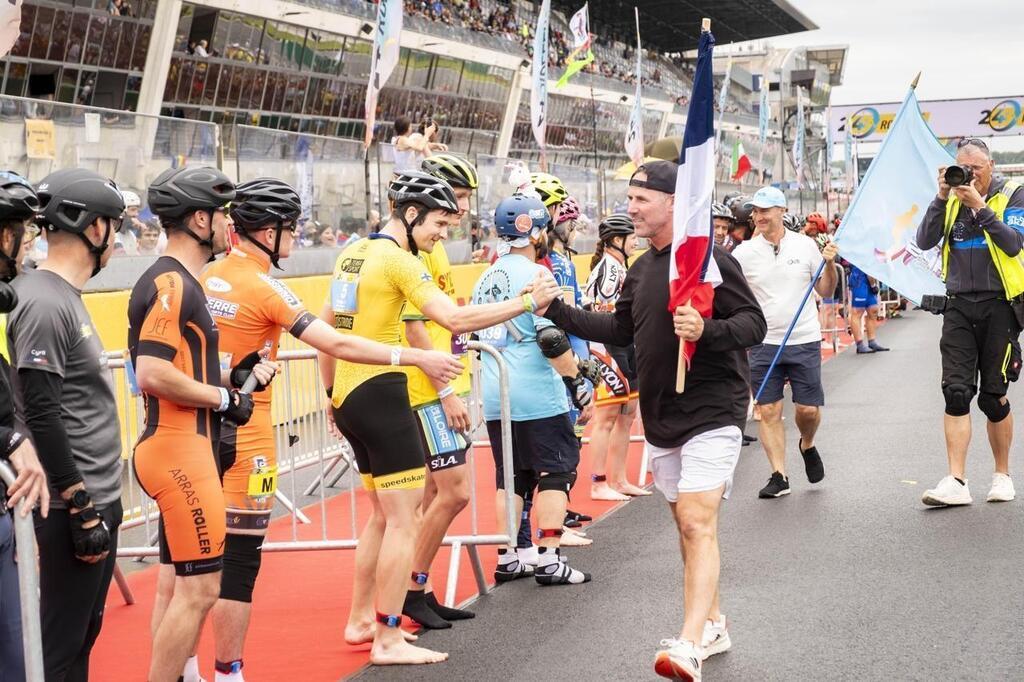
[494, 194, 548, 241]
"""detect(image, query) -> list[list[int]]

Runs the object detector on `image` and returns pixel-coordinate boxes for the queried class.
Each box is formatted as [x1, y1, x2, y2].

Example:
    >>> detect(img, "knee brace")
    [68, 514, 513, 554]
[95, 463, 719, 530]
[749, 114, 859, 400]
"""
[220, 534, 264, 603]
[536, 470, 577, 495]
[942, 383, 975, 417]
[513, 469, 537, 499]
[978, 392, 1010, 423]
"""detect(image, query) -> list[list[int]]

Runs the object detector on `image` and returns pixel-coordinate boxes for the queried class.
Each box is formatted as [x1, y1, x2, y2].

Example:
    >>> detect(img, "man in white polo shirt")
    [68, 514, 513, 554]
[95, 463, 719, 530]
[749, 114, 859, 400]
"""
[732, 187, 838, 499]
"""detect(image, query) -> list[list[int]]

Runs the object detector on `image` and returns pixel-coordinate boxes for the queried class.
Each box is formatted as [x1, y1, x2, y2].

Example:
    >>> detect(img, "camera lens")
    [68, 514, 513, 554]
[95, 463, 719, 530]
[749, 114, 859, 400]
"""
[944, 165, 972, 187]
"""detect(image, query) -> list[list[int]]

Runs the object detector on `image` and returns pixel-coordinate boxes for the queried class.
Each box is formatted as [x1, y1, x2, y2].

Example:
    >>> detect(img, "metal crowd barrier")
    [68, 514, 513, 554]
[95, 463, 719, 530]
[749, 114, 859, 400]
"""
[0, 460, 44, 681]
[111, 342, 517, 608]
[820, 263, 850, 354]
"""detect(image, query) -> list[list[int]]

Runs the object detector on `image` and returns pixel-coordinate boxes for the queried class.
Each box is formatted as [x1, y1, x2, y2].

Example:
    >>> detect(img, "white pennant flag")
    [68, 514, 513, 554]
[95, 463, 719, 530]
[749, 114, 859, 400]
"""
[531, 0, 552, 154]
[624, 8, 645, 168]
[0, 1, 23, 58]
[364, 0, 403, 149]
[568, 3, 589, 48]
[794, 86, 806, 188]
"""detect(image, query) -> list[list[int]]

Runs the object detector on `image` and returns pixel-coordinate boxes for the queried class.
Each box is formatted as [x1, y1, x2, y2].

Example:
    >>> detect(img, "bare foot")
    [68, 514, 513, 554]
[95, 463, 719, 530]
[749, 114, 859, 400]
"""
[614, 482, 652, 497]
[560, 528, 593, 547]
[345, 622, 418, 646]
[370, 639, 448, 665]
[591, 483, 629, 501]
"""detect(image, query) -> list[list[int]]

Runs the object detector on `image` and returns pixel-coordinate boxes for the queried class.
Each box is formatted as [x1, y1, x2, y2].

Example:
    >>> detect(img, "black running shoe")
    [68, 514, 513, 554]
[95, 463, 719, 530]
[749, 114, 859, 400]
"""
[565, 509, 592, 524]
[742, 433, 758, 446]
[758, 472, 791, 498]
[799, 439, 825, 484]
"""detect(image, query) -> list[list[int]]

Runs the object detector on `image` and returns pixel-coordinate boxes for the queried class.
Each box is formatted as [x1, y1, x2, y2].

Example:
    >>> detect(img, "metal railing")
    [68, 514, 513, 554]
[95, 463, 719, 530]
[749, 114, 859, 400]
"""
[820, 263, 849, 354]
[0, 460, 44, 681]
[112, 341, 516, 608]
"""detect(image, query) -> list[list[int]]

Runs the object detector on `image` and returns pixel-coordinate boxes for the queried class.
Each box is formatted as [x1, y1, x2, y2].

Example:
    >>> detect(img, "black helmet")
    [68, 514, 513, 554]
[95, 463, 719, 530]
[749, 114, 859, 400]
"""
[36, 168, 125, 277]
[711, 202, 735, 221]
[0, 171, 39, 221]
[389, 170, 459, 256]
[231, 178, 302, 228]
[421, 153, 479, 190]
[388, 170, 460, 214]
[147, 166, 235, 220]
[598, 213, 635, 241]
[728, 195, 753, 226]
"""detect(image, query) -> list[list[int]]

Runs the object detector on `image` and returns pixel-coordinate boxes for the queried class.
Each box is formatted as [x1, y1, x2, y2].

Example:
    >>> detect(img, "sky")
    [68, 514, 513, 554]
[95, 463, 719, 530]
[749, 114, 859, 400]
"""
[766, 0, 1024, 152]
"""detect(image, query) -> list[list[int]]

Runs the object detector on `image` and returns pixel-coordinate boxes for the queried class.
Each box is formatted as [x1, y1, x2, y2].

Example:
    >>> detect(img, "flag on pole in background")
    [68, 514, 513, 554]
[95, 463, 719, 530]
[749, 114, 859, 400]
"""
[714, 54, 732, 160]
[834, 86, 950, 305]
[825, 104, 834, 169]
[363, 0, 403, 148]
[844, 113, 855, 192]
[794, 86, 805, 188]
[730, 139, 751, 180]
[0, 1, 21, 59]
[669, 27, 721, 369]
[531, 0, 552, 154]
[555, 3, 594, 88]
[758, 78, 770, 147]
[624, 7, 645, 167]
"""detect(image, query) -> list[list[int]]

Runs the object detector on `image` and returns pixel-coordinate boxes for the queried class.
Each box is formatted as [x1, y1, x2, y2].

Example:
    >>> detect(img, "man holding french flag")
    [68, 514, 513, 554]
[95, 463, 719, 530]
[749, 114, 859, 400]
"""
[540, 22, 765, 680]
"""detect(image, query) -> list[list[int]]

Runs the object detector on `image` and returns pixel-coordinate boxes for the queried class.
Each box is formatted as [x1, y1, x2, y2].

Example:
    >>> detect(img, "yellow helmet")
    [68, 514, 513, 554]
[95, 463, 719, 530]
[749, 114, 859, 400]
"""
[529, 172, 568, 208]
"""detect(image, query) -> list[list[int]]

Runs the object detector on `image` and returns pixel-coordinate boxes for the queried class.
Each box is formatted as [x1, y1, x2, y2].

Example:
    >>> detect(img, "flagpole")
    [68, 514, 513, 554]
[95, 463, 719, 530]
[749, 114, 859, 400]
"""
[676, 15, 713, 394]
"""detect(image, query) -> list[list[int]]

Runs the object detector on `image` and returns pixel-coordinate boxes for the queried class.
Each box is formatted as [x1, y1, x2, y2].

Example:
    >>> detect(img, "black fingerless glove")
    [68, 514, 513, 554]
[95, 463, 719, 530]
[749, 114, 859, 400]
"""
[577, 357, 602, 386]
[563, 374, 592, 411]
[222, 389, 255, 427]
[230, 351, 270, 392]
[69, 507, 111, 558]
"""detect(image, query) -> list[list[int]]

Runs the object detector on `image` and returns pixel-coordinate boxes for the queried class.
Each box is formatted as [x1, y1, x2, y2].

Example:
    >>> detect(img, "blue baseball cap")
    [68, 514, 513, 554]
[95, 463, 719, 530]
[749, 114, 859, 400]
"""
[744, 186, 787, 209]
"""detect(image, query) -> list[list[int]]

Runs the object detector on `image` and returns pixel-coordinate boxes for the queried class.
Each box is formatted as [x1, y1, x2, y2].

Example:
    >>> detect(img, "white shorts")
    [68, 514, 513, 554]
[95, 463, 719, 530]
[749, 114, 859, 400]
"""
[648, 426, 743, 502]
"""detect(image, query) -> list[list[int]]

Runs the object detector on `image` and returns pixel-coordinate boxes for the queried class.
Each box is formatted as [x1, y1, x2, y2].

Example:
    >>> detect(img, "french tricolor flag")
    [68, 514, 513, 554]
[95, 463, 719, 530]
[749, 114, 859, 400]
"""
[669, 26, 722, 376]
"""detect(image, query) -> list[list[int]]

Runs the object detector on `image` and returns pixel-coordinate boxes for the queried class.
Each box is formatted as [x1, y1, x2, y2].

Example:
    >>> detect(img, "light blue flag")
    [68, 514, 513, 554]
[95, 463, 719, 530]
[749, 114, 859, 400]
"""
[834, 87, 952, 305]
[758, 80, 769, 147]
[794, 87, 805, 187]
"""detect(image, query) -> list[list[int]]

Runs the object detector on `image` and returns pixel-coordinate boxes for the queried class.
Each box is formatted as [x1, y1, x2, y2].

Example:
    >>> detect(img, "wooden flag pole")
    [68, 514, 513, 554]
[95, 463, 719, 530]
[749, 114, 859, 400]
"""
[676, 17, 712, 394]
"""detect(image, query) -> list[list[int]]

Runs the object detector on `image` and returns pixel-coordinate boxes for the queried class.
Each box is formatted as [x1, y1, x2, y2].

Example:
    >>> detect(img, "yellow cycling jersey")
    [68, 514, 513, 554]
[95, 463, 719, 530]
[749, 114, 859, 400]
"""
[400, 241, 471, 407]
[328, 235, 442, 408]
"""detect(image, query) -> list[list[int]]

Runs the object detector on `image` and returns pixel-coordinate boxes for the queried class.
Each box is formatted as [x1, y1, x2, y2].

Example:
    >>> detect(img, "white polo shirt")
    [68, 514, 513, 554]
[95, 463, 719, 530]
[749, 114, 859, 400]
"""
[732, 231, 824, 345]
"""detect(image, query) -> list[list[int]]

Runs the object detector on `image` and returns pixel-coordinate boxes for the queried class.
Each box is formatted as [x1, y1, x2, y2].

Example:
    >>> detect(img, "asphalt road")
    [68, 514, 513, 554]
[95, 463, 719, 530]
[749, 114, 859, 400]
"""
[356, 310, 1024, 680]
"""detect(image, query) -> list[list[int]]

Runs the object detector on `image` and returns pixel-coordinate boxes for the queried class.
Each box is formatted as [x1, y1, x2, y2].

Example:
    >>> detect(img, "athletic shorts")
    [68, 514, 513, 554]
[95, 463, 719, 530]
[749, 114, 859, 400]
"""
[333, 373, 426, 491]
[850, 285, 877, 309]
[486, 413, 580, 488]
[941, 297, 1022, 397]
[648, 426, 743, 502]
[218, 422, 277, 536]
[595, 343, 640, 406]
[413, 398, 469, 472]
[749, 341, 825, 406]
[133, 432, 225, 576]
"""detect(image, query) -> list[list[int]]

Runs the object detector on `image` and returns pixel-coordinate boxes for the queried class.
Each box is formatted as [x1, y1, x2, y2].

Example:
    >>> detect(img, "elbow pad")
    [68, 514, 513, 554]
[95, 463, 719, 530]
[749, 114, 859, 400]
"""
[537, 326, 571, 359]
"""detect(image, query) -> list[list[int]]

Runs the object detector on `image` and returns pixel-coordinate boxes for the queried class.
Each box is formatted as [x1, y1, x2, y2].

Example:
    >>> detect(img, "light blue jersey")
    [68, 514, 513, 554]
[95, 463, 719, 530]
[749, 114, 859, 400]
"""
[548, 250, 590, 360]
[472, 254, 569, 421]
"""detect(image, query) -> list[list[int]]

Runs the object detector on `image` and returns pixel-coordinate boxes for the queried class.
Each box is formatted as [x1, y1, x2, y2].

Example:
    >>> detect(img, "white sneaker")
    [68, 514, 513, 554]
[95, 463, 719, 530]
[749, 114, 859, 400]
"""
[654, 638, 702, 681]
[921, 475, 972, 506]
[701, 615, 731, 659]
[987, 473, 1015, 502]
[516, 545, 539, 567]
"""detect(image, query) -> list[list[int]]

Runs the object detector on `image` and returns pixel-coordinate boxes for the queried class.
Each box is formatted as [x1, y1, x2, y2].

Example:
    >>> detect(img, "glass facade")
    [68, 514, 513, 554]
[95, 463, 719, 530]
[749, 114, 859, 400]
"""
[161, 4, 512, 154]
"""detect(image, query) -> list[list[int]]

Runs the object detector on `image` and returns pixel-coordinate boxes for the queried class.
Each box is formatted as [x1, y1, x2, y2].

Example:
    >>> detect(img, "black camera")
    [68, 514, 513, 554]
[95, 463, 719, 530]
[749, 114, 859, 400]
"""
[944, 165, 974, 187]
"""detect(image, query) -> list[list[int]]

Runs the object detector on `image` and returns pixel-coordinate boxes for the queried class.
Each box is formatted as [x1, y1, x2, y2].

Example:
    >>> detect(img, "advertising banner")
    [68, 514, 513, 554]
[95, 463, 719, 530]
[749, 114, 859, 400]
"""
[829, 95, 1024, 143]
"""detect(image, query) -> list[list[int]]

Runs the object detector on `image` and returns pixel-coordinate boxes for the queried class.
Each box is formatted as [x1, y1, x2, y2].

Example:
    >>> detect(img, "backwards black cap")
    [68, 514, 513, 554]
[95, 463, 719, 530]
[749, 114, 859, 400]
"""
[629, 160, 677, 194]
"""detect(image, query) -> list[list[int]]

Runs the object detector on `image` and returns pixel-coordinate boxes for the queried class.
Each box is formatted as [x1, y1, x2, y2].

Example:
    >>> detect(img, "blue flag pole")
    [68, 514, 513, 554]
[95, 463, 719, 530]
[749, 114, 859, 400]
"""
[753, 260, 827, 404]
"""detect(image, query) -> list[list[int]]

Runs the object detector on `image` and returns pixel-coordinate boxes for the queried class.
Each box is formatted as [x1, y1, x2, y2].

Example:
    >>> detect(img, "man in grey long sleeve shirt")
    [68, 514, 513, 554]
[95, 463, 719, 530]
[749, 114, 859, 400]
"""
[914, 138, 1024, 507]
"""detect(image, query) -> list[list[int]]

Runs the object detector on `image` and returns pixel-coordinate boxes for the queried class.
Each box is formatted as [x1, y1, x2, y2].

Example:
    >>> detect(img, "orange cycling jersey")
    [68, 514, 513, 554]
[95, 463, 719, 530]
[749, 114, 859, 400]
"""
[128, 256, 225, 576]
[201, 249, 315, 533]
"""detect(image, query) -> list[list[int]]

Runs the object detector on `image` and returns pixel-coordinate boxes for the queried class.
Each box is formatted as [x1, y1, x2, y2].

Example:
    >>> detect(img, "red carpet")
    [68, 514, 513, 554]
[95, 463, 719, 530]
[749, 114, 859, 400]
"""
[92, 438, 650, 681]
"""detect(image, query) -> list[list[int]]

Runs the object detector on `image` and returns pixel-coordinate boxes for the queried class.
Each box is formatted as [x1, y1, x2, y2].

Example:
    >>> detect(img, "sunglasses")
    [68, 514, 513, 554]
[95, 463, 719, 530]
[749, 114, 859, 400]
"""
[957, 137, 989, 151]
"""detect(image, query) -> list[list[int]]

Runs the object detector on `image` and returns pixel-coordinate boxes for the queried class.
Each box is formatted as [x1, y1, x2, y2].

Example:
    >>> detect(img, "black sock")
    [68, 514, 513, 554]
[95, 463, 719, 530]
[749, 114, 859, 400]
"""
[425, 591, 475, 620]
[402, 589, 451, 630]
[954, 477, 966, 486]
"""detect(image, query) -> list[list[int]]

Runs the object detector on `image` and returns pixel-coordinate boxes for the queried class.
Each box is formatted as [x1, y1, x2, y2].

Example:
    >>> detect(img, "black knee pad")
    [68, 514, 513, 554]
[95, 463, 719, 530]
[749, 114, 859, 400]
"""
[978, 392, 1010, 423]
[536, 470, 577, 495]
[513, 469, 537, 499]
[220, 534, 264, 603]
[942, 383, 975, 417]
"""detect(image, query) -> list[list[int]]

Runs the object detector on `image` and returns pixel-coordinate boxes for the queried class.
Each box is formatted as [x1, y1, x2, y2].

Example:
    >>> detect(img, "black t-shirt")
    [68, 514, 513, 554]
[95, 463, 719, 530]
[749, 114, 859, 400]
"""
[545, 244, 767, 448]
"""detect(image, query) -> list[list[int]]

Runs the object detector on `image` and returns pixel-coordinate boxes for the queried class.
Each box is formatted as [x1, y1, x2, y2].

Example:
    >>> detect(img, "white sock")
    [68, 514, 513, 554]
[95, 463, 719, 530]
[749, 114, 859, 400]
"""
[182, 656, 202, 682]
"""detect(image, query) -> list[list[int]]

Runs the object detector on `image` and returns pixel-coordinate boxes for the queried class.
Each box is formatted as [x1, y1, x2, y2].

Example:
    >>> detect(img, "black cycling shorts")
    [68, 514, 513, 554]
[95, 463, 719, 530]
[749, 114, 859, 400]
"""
[941, 297, 1022, 396]
[333, 373, 426, 491]
[606, 343, 639, 387]
[486, 413, 580, 489]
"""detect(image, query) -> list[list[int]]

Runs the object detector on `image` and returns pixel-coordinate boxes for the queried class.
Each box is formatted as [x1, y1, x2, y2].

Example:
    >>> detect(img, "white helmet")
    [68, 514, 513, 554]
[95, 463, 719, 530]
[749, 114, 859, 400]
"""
[121, 189, 141, 208]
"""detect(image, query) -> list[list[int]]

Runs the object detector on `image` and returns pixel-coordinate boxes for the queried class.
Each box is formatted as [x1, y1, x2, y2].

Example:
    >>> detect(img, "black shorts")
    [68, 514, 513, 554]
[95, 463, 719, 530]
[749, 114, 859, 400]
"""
[749, 341, 824, 406]
[333, 373, 426, 491]
[486, 413, 580, 488]
[606, 343, 639, 387]
[413, 400, 469, 472]
[941, 297, 1022, 397]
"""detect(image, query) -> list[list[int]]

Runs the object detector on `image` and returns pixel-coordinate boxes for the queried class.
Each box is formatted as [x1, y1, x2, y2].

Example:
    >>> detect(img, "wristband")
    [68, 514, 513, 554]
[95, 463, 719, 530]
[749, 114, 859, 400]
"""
[0, 431, 23, 460]
[215, 387, 230, 413]
[522, 293, 536, 313]
[325, 385, 333, 399]
[437, 385, 455, 400]
[390, 347, 402, 366]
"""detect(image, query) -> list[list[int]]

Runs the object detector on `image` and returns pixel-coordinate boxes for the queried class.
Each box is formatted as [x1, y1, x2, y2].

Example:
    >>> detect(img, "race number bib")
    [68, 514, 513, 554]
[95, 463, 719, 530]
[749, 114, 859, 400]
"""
[247, 462, 278, 498]
[330, 276, 359, 314]
[477, 323, 508, 349]
[451, 331, 469, 356]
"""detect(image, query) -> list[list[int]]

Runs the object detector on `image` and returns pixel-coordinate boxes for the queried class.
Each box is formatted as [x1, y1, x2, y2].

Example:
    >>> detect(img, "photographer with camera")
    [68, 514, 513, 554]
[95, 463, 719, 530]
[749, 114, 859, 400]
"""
[915, 138, 1024, 506]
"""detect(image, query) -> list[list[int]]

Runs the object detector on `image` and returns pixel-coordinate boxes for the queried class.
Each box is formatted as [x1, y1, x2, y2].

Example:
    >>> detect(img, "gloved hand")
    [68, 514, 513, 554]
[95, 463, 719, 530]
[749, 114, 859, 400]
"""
[563, 374, 592, 411]
[222, 389, 255, 427]
[69, 506, 111, 562]
[230, 351, 273, 392]
[577, 357, 602, 386]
